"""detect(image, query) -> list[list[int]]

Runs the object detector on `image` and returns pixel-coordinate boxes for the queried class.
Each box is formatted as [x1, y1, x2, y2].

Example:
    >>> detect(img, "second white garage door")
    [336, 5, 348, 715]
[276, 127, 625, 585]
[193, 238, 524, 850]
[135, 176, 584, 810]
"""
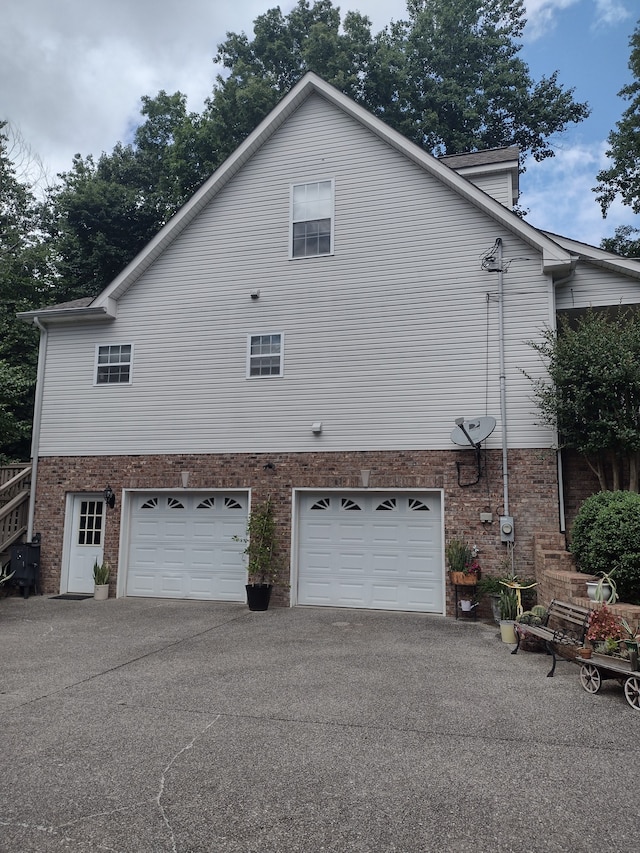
[297, 491, 443, 612]
[126, 491, 248, 600]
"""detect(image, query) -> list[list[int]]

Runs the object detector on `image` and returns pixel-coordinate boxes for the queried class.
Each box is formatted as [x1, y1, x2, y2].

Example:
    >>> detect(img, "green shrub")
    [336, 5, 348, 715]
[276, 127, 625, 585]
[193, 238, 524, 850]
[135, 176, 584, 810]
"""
[571, 491, 640, 604]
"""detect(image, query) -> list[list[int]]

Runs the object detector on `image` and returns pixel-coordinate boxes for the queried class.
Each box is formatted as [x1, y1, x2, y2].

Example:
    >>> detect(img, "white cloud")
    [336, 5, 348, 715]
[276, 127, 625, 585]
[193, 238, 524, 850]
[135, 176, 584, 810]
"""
[593, 0, 633, 26]
[523, 0, 632, 39]
[522, 139, 637, 246]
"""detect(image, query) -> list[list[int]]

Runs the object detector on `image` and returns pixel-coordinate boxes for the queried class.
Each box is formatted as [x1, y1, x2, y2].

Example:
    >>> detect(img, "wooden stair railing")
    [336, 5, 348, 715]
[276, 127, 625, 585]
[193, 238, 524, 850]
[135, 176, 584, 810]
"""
[0, 465, 32, 566]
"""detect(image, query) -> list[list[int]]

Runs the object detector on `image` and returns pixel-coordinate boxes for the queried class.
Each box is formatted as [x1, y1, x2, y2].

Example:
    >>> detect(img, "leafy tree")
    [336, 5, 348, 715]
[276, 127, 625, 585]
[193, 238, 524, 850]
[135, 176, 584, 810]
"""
[44, 91, 204, 300]
[595, 19, 640, 216]
[0, 122, 48, 461]
[529, 311, 640, 492]
[600, 225, 640, 259]
[213, 0, 590, 160]
[43, 0, 590, 299]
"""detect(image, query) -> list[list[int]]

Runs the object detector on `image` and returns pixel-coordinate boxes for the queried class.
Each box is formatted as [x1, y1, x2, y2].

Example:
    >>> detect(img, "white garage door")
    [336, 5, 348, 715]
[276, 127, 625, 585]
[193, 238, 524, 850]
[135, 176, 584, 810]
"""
[126, 492, 248, 600]
[297, 491, 443, 612]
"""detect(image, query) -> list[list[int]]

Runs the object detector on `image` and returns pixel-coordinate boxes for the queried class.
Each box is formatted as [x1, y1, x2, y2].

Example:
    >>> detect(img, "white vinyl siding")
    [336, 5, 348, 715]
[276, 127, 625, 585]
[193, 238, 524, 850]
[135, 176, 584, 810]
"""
[555, 261, 640, 311]
[38, 94, 563, 456]
[465, 173, 514, 208]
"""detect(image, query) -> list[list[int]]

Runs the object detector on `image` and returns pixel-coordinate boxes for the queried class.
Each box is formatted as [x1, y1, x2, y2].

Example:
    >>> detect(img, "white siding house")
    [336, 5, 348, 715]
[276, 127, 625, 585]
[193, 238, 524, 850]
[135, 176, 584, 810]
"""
[20, 74, 640, 613]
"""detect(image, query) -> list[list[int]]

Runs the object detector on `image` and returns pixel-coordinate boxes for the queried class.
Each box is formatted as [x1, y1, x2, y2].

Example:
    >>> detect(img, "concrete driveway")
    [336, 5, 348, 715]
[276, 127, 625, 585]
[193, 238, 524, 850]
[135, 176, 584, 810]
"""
[0, 595, 637, 852]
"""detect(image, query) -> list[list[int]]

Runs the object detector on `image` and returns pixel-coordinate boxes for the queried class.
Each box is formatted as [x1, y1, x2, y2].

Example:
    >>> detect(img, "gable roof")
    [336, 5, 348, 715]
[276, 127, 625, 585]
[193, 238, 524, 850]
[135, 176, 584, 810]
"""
[92, 74, 578, 306]
[22, 73, 613, 325]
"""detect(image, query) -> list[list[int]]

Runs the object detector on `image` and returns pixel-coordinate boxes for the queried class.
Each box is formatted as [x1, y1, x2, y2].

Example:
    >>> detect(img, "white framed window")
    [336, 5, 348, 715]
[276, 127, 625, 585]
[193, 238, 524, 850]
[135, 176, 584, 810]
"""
[247, 333, 283, 378]
[290, 180, 334, 258]
[95, 344, 133, 385]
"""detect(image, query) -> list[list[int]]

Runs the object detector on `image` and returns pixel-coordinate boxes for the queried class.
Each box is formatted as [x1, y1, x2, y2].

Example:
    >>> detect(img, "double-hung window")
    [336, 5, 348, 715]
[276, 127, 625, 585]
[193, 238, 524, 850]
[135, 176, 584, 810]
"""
[95, 344, 133, 385]
[247, 334, 283, 378]
[290, 180, 334, 258]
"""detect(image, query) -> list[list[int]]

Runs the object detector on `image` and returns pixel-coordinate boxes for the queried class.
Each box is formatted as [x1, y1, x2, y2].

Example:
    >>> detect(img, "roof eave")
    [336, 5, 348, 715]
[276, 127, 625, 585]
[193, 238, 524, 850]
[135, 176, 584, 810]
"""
[17, 305, 115, 325]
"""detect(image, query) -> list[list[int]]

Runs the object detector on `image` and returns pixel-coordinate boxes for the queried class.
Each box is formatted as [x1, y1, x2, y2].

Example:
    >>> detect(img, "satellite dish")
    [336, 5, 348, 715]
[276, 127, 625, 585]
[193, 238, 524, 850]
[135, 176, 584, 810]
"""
[450, 416, 496, 448]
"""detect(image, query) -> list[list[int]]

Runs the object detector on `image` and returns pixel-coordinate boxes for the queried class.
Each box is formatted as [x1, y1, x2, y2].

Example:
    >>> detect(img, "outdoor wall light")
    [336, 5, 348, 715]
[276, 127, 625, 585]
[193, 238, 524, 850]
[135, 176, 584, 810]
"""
[104, 486, 116, 509]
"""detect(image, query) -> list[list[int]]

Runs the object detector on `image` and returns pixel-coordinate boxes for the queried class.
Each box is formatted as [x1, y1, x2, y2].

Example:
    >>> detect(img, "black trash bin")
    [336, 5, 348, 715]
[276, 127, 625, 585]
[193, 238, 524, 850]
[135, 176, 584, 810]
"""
[10, 543, 40, 598]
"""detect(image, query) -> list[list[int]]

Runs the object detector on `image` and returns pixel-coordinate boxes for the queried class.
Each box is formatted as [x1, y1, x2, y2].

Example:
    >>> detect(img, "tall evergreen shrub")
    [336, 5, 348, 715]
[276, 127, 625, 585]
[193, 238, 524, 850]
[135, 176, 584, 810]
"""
[571, 491, 640, 604]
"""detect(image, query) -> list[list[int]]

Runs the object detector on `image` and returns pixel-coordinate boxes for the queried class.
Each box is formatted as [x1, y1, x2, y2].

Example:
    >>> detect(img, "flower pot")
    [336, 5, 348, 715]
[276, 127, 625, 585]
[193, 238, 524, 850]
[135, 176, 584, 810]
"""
[586, 581, 613, 603]
[579, 647, 592, 659]
[500, 620, 517, 644]
[93, 584, 109, 601]
[246, 583, 272, 611]
[451, 571, 478, 586]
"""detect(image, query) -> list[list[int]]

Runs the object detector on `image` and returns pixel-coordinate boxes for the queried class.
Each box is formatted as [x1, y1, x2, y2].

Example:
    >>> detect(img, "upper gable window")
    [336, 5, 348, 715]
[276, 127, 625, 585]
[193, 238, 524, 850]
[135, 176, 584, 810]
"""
[290, 180, 334, 258]
[95, 344, 133, 385]
[247, 334, 283, 378]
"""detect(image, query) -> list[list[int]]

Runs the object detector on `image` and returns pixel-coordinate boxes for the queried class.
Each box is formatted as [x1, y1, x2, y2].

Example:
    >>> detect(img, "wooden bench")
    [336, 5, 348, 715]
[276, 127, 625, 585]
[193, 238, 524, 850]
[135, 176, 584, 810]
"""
[511, 599, 590, 677]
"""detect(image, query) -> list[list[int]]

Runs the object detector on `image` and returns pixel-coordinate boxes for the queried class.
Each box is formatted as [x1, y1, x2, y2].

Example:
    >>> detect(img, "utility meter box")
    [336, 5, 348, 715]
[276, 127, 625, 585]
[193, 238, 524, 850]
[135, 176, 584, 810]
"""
[499, 516, 515, 543]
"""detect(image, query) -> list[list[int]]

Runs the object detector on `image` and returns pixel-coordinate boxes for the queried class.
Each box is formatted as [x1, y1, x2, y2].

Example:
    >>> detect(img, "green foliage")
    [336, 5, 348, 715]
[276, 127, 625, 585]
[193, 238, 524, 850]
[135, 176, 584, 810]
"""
[92, 560, 110, 585]
[0, 122, 50, 461]
[595, 19, 640, 216]
[600, 225, 640, 259]
[445, 538, 473, 572]
[214, 0, 588, 163]
[498, 587, 518, 620]
[529, 310, 640, 491]
[571, 491, 640, 604]
[236, 498, 281, 585]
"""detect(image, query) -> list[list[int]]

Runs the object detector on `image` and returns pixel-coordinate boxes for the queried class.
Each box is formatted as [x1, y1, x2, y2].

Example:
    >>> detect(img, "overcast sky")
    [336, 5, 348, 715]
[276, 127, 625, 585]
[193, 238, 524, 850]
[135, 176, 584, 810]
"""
[1, 0, 638, 247]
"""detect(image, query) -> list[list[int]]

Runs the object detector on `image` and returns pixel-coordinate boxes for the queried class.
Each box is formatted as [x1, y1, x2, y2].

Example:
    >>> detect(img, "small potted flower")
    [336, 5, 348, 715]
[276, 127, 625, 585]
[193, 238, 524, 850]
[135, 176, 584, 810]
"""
[586, 605, 624, 656]
[446, 539, 481, 586]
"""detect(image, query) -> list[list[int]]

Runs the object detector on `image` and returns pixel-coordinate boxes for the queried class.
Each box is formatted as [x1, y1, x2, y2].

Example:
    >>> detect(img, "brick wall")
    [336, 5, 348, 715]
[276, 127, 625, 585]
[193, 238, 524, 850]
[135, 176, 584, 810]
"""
[33, 447, 562, 613]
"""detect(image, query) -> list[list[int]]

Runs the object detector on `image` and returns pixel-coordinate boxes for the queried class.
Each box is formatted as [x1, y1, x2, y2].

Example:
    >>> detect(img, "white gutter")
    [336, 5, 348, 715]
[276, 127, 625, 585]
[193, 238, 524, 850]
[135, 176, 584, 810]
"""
[26, 317, 47, 540]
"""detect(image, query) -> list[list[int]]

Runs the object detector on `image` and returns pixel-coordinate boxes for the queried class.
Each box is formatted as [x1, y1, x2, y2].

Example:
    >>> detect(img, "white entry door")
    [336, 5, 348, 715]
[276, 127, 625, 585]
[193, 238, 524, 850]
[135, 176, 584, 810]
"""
[125, 492, 248, 600]
[297, 491, 443, 612]
[67, 495, 105, 593]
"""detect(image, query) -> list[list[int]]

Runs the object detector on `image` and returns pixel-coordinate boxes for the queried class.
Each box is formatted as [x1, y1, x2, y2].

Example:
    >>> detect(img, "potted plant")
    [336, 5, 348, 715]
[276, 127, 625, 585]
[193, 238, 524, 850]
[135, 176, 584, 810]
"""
[93, 560, 110, 600]
[586, 570, 618, 604]
[477, 575, 505, 623]
[586, 605, 624, 656]
[446, 538, 480, 585]
[498, 586, 518, 643]
[620, 618, 640, 654]
[236, 497, 281, 611]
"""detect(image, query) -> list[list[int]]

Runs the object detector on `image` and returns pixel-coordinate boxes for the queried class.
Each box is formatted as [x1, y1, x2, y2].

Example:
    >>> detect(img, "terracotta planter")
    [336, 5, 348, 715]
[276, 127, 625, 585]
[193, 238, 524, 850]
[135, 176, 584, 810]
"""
[579, 647, 592, 659]
[450, 571, 478, 586]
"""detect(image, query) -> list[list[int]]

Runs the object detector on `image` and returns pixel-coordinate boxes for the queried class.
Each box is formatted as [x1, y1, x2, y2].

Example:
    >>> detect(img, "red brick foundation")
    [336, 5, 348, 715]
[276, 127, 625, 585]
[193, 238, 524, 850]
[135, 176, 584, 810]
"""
[32, 447, 562, 613]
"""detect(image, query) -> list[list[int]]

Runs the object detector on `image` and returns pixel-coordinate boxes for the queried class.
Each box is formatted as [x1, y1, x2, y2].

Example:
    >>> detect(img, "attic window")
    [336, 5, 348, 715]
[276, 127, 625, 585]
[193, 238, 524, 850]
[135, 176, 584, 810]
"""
[290, 180, 334, 258]
[95, 344, 132, 384]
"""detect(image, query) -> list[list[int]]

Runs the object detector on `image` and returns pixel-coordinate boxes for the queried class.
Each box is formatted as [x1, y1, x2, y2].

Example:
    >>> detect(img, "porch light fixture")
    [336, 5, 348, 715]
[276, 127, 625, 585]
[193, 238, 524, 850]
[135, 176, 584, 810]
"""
[104, 486, 116, 509]
[181, 471, 190, 489]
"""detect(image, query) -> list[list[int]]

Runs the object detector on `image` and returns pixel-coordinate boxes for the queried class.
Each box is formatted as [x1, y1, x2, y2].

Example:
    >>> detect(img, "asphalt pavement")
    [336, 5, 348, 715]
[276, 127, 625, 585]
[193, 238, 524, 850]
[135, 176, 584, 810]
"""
[0, 594, 637, 852]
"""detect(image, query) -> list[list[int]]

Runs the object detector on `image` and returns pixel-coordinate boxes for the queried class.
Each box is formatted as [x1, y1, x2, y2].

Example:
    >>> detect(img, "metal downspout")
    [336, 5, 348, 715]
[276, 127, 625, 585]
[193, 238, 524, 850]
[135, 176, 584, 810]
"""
[26, 317, 47, 540]
[496, 238, 509, 516]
